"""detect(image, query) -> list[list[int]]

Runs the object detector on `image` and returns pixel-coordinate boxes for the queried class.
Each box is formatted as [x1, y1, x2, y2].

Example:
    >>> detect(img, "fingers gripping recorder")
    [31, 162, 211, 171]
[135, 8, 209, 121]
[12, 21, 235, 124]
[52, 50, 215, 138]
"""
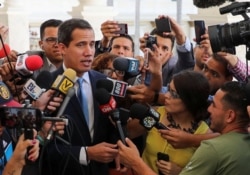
[43, 68, 77, 116]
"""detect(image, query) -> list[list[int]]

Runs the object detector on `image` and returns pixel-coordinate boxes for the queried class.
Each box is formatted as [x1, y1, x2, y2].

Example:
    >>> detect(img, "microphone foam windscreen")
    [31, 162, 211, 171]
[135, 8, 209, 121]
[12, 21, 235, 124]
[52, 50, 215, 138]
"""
[63, 68, 77, 81]
[96, 79, 113, 93]
[130, 103, 148, 119]
[25, 55, 43, 71]
[94, 88, 111, 105]
[113, 57, 129, 71]
[0, 44, 11, 58]
[193, 0, 228, 8]
[35, 71, 53, 90]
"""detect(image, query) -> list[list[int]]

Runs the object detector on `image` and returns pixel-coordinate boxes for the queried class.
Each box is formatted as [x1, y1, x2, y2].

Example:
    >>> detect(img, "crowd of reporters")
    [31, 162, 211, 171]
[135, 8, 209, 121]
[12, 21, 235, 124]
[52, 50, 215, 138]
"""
[0, 1, 250, 175]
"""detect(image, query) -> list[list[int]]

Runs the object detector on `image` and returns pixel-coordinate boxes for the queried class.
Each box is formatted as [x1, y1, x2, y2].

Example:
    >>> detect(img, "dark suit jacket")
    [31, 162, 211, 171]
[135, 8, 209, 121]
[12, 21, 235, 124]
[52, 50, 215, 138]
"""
[42, 67, 118, 175]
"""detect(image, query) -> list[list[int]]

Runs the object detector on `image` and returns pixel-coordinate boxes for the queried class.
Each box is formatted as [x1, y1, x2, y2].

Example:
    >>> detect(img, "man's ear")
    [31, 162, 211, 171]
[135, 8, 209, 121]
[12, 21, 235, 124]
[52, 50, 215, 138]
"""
[39, 40, 44, 50]
[58, 43, 66, 55]
[226, 110, 237, 123]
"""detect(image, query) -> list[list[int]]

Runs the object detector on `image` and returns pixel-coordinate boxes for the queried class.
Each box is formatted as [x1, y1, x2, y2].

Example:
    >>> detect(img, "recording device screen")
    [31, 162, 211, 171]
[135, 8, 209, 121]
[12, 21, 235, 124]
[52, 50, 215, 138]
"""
[0, 107, 42, 130]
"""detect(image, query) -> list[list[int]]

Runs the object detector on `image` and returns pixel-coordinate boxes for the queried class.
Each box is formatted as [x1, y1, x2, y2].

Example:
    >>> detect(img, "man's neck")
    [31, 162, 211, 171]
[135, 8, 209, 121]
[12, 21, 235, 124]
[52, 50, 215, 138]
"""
[221, 124, 248, 134]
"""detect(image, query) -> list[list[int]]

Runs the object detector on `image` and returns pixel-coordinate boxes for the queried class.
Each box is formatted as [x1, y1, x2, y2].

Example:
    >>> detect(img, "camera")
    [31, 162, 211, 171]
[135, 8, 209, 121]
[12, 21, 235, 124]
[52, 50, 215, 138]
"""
[146, 35, 157, 50]
[208, 1, 250, 53]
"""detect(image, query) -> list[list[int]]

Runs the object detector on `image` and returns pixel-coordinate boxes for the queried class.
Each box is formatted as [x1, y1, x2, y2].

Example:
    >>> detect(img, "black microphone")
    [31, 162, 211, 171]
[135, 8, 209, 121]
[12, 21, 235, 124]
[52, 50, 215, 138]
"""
[36, 71, 53, 90]
[43, 68, 76, 116]
[94, 88, 126, 144]
[193, 0, 235, 8]
[23, 71, 53, 100]
[46, 87, 75, 141]
[130, 103, 168, 130]
[96, 78, 128, 97]
[113, 57, 140, 77]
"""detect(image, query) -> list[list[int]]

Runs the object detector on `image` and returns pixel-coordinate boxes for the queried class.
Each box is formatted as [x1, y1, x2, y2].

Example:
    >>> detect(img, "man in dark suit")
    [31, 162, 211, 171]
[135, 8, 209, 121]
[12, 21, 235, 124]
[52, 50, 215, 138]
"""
[42, 18, 119, 175]
[31, 19, 63, 79]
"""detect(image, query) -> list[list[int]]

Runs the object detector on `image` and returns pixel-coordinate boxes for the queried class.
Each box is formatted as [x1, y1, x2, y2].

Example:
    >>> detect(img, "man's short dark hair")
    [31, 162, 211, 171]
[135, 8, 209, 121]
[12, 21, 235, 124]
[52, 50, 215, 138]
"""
[58, 18, 93, 47]
[110, 34, 135, 52]
[150, 28, 175, 50]
[40, 19, 63, 40]
[221, 81, 250, 122]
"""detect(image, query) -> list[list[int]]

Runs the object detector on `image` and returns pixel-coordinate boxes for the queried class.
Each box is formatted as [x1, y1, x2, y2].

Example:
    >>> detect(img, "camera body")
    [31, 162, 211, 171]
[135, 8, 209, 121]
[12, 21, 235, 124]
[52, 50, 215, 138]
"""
[208, 1, 250, 53]
[146, 35, 157, 50]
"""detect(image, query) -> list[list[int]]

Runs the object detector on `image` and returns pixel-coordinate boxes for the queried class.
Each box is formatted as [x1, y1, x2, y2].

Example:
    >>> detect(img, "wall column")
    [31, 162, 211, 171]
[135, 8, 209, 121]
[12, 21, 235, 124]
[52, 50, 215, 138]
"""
[0, 0, 29, 52]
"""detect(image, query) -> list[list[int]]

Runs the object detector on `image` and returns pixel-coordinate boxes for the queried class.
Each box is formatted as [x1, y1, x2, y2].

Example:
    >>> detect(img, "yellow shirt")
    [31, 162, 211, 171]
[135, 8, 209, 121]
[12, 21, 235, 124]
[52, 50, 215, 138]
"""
[142, 106, 209, 173]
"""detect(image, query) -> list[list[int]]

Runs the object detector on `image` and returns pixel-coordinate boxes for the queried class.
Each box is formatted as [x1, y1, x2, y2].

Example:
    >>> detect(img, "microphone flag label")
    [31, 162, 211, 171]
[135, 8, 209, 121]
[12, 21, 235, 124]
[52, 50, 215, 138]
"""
[23, 79, 44, 100]
[52, 75, 74, 95]
[113, 81, 128, 97]
[99, 96, 117, 114]
[128, 59, 139, 72]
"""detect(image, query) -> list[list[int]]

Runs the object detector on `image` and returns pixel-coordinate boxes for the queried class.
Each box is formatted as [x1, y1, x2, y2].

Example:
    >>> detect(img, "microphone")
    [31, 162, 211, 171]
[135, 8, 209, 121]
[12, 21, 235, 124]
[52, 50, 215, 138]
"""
[15, 54, 43, 77]
[113, 57, 140, 74]
[193, 0, 235, 8]
[130, 103, 168, 130]
[95, 88, 117, 114]
[94, 88, 126, 144]
[96, 78, 128, 97]
[46, 87, 75, 141]
[23, 71, 53, 100]
[43, 68, 76, 116]
[35, 71, 53, 90]
[0, 44, 11, 58]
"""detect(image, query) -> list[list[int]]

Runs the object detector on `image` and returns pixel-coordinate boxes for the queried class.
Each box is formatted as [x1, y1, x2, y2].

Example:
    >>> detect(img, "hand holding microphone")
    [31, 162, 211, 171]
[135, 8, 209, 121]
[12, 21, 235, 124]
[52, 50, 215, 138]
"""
[15, 53, 43, 77]
[130, 103, 168, 130]
[94, 88, 126, 144]
[6, 53, 44, 85]
[43, 68, 76, 116]
[23, 71, 53, 101]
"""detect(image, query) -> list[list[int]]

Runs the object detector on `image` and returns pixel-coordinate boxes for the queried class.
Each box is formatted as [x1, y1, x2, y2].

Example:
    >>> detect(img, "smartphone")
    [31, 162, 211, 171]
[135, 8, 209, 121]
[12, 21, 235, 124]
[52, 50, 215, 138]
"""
[157, 152, 169, 175]
[0, 107, 42, 130]
[194, 20, 206, 44]
[157, 152, 169, 161]
[155, 18, 171, 33]
[115, 23, 128, 35]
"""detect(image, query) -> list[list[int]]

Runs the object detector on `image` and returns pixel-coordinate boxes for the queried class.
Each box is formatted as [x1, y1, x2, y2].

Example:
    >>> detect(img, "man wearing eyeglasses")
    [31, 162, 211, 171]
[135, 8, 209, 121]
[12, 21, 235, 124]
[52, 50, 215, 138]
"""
[31, 19, 63, 79]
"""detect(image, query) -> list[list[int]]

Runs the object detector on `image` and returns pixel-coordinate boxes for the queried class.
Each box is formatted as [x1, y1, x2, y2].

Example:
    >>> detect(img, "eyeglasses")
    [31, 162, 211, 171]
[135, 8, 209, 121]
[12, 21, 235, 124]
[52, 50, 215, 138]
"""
[100, 68, 125, 77]
[44, 37, 58, 45]
[167, 83, 180, 99]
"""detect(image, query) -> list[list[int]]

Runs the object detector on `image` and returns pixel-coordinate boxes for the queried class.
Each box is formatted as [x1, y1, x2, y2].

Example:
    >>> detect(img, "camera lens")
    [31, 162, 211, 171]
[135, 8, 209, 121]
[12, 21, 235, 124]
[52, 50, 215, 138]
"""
[208, 20, 250, 53]
[146, 36, 157, 50]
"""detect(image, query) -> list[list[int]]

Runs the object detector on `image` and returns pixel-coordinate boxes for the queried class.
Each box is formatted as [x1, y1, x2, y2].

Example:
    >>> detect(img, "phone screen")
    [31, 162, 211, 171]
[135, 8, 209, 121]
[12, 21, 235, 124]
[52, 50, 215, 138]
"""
[194, 20, 206, 44]
[0, 107, 42, 129]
